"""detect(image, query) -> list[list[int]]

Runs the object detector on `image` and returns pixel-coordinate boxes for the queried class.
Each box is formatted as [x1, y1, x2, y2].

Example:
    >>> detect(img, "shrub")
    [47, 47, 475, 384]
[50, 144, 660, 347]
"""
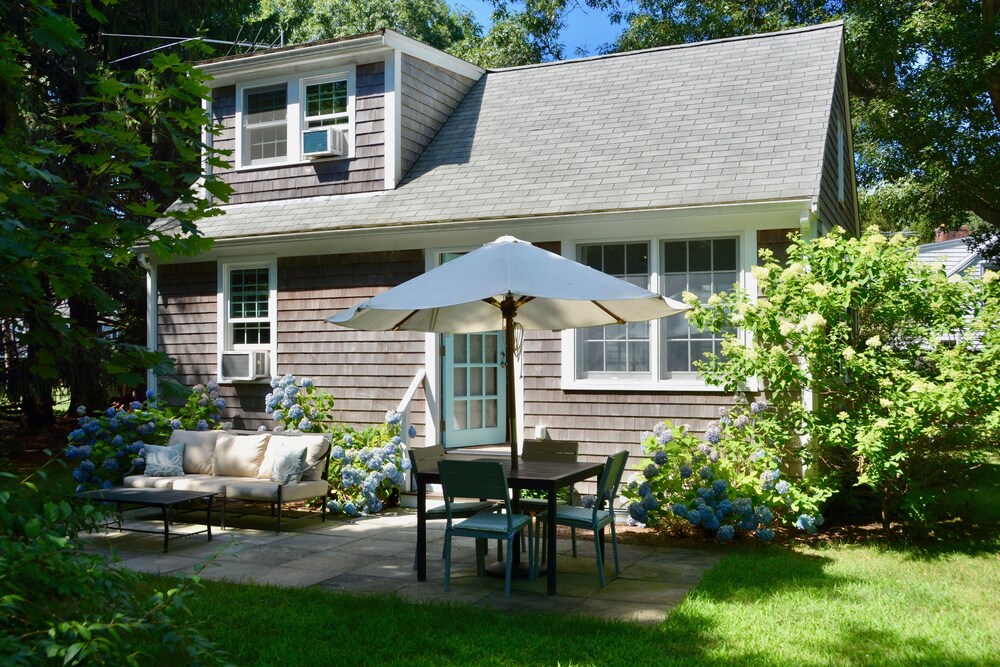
[326, 410, 413, 515]
[685, 226, 1000, 528]
[622, 401, 831, 542]
[0, 464, 225, 665]
[264, 374, 336, 433]
[64, 384, 228, 490]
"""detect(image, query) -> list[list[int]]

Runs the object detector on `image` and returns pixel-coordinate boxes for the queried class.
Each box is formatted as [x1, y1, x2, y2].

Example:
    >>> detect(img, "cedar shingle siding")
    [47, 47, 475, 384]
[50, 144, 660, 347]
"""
[212, 61, 386, 205]
[400, 54, 476, 176]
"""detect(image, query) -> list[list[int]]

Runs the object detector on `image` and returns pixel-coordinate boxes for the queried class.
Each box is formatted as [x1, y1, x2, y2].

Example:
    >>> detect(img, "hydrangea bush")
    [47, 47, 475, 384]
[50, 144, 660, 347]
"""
[623, 400, 832, 543]
[65, 383, 228, 490]
[326, 410, 414, 516]
[264, 374, 336, 433]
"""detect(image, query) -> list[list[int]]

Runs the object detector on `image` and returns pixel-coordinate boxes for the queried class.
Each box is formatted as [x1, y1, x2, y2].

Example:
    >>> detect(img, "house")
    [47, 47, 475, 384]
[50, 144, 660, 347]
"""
[146, 22, 858, 467]
[917, 234, 993, 279]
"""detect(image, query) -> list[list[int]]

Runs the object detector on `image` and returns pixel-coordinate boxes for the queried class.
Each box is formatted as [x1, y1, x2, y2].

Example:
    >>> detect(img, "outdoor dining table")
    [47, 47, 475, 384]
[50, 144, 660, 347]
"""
[415, 451, 605, 595]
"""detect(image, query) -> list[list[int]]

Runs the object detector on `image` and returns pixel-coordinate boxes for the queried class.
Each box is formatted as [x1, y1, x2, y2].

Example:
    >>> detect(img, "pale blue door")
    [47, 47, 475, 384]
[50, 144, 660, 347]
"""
[439, 253, 507, 449]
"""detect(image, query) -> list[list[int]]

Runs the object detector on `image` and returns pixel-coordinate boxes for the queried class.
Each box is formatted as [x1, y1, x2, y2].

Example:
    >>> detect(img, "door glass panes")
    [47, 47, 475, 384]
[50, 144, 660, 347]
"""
[244, 86, 287, 164]
[660, 238, 738, 378]
[576, 242, 650, 378]
[446, 331, 504, 443]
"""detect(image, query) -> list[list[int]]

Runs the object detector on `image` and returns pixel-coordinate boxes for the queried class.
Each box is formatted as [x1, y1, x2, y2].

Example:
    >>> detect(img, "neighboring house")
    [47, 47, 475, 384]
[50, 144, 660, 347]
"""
[147, 22, 858, 466]
[916, 237, 993, 279]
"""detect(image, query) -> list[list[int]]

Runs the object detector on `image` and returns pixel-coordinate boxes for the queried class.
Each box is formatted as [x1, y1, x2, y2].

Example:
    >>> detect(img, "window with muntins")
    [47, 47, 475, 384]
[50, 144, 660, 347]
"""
[227, 266, 270, 348]
[660, 239, 737, 380]
[243, 86, 287, 165]
[576, 243, 651, 379]
[570, 237, 740, 387]
[304, 78, 348, 129]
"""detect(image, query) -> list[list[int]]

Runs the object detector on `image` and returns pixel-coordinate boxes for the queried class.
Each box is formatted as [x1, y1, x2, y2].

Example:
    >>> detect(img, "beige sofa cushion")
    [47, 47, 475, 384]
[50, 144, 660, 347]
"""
[212, 433, 269, 477]
[123, 474, 176, 489]
[167, 430, 219, 475]
[264, 434, 330, 481]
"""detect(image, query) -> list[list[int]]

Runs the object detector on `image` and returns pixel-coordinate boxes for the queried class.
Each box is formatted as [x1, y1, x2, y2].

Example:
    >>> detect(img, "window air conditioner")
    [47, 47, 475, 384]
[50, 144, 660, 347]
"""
[220, 350, 269, 381]
[302, 127, 348, 158]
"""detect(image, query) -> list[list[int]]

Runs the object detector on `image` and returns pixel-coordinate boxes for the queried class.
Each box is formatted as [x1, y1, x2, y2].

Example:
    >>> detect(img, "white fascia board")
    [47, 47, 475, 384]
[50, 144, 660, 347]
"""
[197, 34, 389, 85]
[382, 29, 484, 81]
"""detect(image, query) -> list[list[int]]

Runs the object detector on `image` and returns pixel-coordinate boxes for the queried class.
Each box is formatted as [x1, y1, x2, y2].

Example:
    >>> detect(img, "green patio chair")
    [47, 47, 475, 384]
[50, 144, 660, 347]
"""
[517, 439, 579, 560]
[409, 444, 499, 570]
[438, 459, 535, 598]
[545, 450, 629, 587]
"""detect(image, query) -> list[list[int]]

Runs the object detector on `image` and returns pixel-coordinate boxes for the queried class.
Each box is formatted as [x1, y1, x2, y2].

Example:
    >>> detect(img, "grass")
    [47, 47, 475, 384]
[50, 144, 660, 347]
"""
[145, 541, 997, 666]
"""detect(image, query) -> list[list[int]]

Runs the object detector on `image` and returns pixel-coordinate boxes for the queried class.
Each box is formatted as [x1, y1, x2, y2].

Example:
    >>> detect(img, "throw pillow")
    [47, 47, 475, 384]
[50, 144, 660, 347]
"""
[270, 446, 308, 485]
[212, 433, 269, 477]
[167, 430, 218, 475]
[143, 443, 185, 477]
[266, 434, 329, 480]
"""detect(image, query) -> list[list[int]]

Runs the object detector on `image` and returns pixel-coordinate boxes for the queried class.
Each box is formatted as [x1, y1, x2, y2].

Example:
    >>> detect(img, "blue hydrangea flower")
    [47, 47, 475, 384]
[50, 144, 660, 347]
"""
[717, 499, 733, 515]
[672, 503, 688, 517]
[652, 421, 668, 436]
[331, 445, 345, 460]
[257, 425, 267, 433]
[385, 410, 402, 425]
[272, 410, 285, 423]
[288, 405, 305, 420]
[197, 420, 209, 431]
[653, 450, 668, 466]
[302, 378, 314, 388]
[270, 377, 280, 388]
[699, 506, 715, 521]
[101, 458, 118, 472]
[80, 460, 96, 474]
[77, 445, 91, 459]
[641, 494, 658, 510]
[679, 465, 692, 479]
[65, 445, 82, 459]
[327, 500, 343, 513]
[408, 424, 417, 438]
[699, 466, 713, 480]
[214, 398, 227, 409]
[283, 385, 299, 398]
[656, 430, 674, 445]
[717, 525, 735, 542]
[279, 374, 295, 388]
[85, 420, 101, 434]
[755, 505, 774, 526]
[703, 516, 720, 531]
[696, 487, 712, 500]
[637, 481, 651, 497]
[343, 434, 354, 446]
[734, 414, 750, 429]
[795, 514, 819, 535]
[111, 435, 124, 449]
[76, 405, 87, 416]
[776, 480, 790, 495]
[145, 389, 156, 400]
[712, 479, 728, 494]
[756, 527, 775, 542]
[685, 509, 701, 526]
[401, 458, 412, 471]
[628, 503, 648, 523]
[750, 399, 769, 414]
[643, 463, 658, 479]
[705, 424, 722, 444]
[130, 401, 142, 410]
[343, 501, 357, 516]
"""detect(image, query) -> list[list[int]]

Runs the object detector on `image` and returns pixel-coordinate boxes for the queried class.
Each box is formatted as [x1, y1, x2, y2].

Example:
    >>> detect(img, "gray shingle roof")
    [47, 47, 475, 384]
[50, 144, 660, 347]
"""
[191, 22, 844, 240]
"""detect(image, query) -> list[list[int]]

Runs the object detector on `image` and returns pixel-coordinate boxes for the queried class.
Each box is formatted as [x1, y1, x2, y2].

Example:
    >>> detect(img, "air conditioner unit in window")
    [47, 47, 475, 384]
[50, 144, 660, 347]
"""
[220, 350, 269, 382]
[302, 127, 348, 158]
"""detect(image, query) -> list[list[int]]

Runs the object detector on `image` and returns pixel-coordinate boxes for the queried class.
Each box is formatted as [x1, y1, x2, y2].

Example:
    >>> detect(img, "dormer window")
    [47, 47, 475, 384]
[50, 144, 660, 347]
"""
[244, 85, 288, 165]
[235, 66, 355, 169]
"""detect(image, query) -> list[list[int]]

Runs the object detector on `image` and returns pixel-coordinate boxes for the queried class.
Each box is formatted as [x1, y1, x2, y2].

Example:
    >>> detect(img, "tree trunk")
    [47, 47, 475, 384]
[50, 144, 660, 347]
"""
[68, 296, 106, 411]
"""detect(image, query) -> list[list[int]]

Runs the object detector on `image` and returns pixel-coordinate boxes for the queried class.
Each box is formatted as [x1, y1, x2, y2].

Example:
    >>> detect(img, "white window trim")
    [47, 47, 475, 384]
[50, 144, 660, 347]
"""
[234, 65, 356, 170]
[217, 257, 278, 383]
[561, 230, 758, 392]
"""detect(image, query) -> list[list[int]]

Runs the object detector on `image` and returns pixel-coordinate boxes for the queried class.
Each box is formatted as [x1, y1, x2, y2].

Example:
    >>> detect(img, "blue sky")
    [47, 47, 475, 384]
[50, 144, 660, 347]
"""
[454, 1, 623, 59]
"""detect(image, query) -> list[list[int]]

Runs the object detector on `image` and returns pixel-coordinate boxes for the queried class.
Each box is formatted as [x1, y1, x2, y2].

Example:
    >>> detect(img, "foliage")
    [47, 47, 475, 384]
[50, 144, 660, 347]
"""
[603, 1, 1000, 258]
[0, 0, 230, 426]
[264, 374, 336, 433]
[623, 401, 831, 542]
[64, 384, 228, 490]
[0, 464, 224, 666]
[685, 226, 1000, 529]
[326, 410, 413, 515]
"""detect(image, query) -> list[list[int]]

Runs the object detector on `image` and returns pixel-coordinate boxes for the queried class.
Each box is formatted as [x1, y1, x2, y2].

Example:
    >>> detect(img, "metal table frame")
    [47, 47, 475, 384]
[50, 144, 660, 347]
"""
[74, 488, 218, 553]
[415, 453, 604, 595]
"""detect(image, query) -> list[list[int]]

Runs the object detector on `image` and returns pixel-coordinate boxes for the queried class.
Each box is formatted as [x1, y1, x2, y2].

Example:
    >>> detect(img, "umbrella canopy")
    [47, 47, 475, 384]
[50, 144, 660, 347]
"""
[326, 236, 688, 465]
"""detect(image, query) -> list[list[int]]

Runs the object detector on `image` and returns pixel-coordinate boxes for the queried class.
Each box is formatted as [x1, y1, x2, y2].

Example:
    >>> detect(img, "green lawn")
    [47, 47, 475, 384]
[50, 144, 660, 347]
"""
[141, 538, 996, 667]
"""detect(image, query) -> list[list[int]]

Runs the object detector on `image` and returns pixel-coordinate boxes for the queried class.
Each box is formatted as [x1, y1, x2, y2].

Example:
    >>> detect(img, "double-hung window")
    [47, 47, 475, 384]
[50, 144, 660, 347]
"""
[221, 260, 276, 352]
[570, 236, 741, 389]
[304, 77, 349, 130]
[243, 85, 288, 165]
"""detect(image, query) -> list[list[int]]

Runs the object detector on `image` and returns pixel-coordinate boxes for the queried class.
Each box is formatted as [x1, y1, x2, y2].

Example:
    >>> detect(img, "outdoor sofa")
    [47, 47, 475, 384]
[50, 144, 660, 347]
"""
[122, 429, 332, 532]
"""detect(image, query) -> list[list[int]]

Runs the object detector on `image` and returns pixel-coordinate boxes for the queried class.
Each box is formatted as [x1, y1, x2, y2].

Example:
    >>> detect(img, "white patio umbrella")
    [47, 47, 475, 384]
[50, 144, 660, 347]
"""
[326, 235, 688, 467]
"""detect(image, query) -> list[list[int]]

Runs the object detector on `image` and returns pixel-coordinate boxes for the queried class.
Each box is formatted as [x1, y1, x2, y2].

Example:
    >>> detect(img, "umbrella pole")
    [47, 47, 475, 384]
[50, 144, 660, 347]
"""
[502, 297, 518, 469]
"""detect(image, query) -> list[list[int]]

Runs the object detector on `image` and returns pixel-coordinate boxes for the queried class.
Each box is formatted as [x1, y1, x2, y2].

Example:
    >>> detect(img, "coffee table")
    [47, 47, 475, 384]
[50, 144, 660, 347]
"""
[74, 488, 218, 553]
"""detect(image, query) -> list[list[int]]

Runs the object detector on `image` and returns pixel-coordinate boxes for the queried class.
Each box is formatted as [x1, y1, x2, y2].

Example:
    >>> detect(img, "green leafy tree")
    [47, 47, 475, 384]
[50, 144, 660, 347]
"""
[685, 227, 1000, 530]
[605, 1, 1000, 260]
[0, 0, 230, 426]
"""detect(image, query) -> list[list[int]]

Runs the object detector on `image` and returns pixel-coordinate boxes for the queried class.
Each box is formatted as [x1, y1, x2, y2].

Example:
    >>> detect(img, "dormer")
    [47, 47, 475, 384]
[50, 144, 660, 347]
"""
[198, 30, 484, 205]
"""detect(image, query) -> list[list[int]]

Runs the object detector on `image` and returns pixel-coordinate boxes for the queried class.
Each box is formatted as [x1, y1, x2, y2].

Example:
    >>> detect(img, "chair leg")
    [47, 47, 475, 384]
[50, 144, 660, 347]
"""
[594, 532, 606, 587]
[475, 538, 486, 576]
[504, 536, 514, 598]
[610, 521, 621, 575]
[571, 527, 577, 557]
[443, 531, 452, 592]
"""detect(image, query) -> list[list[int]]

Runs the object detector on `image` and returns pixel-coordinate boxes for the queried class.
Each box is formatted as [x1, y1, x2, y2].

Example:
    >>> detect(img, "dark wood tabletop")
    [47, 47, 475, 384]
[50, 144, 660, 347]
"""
[415, 453, 604, 595]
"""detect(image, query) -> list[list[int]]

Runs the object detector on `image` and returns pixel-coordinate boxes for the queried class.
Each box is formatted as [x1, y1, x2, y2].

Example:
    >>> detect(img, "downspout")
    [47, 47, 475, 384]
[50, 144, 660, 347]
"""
[137, 253, 157, 395]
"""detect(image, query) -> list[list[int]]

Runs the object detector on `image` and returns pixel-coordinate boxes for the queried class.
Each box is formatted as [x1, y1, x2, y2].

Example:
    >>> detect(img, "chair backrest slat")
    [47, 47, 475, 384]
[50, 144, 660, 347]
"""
[438, 459, 514, 530]
[408, 444, 445, 474]
[521, 439, 579, 462]
[593, 451, 629, 522]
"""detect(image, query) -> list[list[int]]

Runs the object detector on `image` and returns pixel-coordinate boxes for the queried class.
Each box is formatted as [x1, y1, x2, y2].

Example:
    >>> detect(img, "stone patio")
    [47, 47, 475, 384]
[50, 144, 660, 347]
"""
[79, 507, 722, 623]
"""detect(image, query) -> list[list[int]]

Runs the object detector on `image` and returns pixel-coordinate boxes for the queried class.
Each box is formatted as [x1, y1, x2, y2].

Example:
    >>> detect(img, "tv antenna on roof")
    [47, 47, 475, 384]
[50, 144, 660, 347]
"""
[101, 31, 278, 64]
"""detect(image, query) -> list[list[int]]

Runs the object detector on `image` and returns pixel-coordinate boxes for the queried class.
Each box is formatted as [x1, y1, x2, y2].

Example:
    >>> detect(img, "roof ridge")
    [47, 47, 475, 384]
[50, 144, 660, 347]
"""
[485, 20, 844, 74]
